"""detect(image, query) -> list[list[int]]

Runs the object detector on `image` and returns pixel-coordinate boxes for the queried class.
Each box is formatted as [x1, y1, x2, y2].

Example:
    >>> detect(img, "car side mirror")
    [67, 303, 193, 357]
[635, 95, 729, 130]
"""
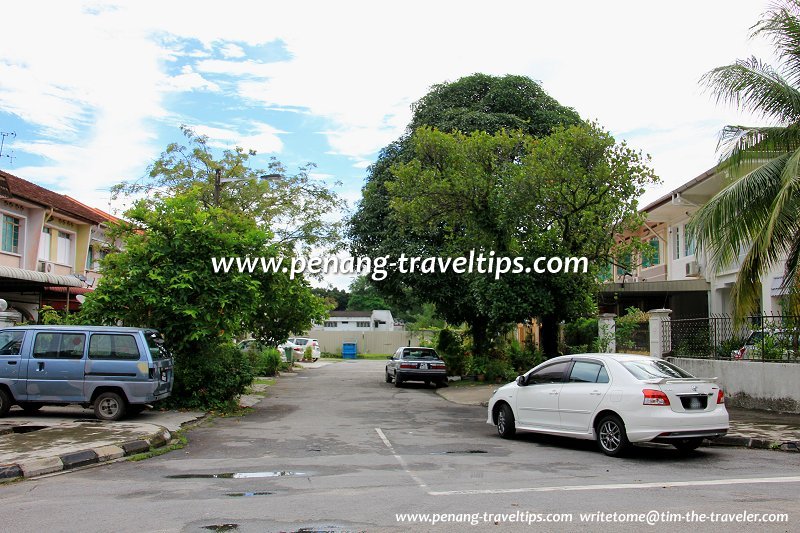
[387, 356, 393, 360]
[516, 375, 526, 386]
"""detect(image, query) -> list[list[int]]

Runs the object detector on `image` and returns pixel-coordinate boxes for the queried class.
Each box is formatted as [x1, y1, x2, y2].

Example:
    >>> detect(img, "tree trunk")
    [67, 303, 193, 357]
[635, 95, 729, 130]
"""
[469, 315, 491, 357]
[540, 314, 560, 359]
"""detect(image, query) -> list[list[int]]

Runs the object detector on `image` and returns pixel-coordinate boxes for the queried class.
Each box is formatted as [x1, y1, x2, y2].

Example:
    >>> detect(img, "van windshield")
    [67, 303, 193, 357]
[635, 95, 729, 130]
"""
[145, 330, 171, 360]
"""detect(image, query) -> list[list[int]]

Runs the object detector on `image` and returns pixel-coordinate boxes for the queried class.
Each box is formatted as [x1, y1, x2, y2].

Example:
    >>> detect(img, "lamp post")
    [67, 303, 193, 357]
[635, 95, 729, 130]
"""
[213, 168, 283, 206]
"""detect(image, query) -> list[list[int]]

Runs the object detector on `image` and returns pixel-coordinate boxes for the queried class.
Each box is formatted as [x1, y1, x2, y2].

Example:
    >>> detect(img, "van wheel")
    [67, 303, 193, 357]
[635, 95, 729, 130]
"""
[94, 392, 126, 421]
[0, 389, 10, 417]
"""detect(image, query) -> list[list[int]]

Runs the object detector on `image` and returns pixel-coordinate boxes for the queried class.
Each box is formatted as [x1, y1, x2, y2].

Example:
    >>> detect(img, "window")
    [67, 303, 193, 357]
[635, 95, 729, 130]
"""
[2, 215, 20, 254]
[528, 361, 569, 384]
[598, 263, 612, 282]
[568, 361, 604, 383]
[56, 231, 72, 265]
[33, 333, 86, 359]
[145, 330, 170, 360]
[0, 331, 24, 355]
[683, 224, 696, 257]
[86, 245, 94, 270]
[622, 359, 694, 380]
[642, 237, 660, 268]
[39, 227, 51, 260]
[356, 321, 370, 328]
[673, 226, 681, 260]
[89, 334, 141, 360]
[324, 321, 338, 328]
[616, 254, 631, 276]
[402, 348, 438, 360]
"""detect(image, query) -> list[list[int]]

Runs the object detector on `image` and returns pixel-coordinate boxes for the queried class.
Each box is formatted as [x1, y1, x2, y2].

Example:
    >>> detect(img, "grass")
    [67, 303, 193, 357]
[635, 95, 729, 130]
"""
[127, 431, 188, 461]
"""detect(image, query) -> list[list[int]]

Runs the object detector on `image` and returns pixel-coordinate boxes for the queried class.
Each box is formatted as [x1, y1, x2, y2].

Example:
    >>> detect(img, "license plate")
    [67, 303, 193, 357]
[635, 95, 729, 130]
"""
[419, 363, 428, 369]
[689, 398, 702, 409]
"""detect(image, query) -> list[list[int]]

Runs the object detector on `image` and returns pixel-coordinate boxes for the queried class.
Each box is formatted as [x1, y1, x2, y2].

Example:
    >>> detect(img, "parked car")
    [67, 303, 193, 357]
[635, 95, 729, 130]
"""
[385, 347, 447, 387]
[487, 354, 728, 457]
[279, 337, 320, 362]
[0, 325, 174, 421]
[237, 338, 265, 353]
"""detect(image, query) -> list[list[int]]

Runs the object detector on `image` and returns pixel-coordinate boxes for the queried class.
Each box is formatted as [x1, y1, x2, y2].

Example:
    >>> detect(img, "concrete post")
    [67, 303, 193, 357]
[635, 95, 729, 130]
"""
[598, 313, 616, 353]
[648, 309, 672, 358]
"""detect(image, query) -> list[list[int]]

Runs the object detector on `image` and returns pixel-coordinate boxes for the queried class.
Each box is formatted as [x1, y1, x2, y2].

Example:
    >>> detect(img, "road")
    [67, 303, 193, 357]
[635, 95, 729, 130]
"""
[2, 360, 799, 532]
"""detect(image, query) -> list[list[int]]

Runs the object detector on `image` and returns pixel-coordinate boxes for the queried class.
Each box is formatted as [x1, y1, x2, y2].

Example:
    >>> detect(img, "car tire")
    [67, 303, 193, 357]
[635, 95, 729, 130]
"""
[596, 414, 631, 457]
[94, 392, 127, 421]
[0, 388, 10, 417]
[394, 373, 404, 388]
[496, 403, 516, 439]
[385, 369, 393, 383]
[673, 438, 704, 453]
[20, 402, 43, 414]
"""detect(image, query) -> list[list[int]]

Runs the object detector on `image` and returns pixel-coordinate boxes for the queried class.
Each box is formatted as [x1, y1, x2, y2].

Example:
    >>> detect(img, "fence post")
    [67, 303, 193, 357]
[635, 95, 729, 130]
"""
[598, 313, 616, 353]
[648, 309, 672, 358]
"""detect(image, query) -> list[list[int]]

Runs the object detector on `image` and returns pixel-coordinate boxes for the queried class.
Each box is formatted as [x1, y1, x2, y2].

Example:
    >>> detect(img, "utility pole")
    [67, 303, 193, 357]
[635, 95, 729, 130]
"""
[213, 167, 222, 206]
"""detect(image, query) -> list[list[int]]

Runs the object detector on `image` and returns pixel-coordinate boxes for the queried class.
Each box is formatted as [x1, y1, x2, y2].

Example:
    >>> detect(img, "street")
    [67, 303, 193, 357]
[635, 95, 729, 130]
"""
[2, 359, 799, 532]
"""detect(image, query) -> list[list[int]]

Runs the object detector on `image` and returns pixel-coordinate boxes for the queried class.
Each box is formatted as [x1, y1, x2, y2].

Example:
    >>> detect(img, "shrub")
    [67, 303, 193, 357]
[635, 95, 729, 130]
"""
[168, 342, 254, 411]
[248, 347, 282, 376]
[437, 328, 467, 376]
[303, 345, 313, 361]
[564, 317, 598, 348]
[506, 339, 543, 372]
[484, 358, 516, 383]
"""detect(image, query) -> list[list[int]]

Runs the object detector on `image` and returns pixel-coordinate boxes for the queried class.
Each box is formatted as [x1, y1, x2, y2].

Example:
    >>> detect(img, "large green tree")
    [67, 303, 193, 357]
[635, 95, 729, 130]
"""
[692, 0, 800, 317]
[349, 74, 583, 355]
[387, 125, 655, 354]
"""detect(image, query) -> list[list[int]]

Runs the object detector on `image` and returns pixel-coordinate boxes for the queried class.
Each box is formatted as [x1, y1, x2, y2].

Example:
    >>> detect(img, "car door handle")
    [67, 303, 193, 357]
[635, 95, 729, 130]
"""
[37, 362, 45, 371]
[549, 390, 559, 395]
[6, 361, 16, 365]
[590, 390, 602, 396]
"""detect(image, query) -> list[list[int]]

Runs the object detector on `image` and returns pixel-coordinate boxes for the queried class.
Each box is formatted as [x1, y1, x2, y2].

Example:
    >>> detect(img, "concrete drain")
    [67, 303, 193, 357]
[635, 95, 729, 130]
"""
[430, 450, 488, 455]
[166, 471, 308, 479]
[12, 426, 47, 434]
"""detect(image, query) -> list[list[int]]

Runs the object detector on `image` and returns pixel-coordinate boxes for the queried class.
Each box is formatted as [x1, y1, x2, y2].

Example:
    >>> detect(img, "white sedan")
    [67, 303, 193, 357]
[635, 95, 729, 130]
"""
[487, 354, 728, 456]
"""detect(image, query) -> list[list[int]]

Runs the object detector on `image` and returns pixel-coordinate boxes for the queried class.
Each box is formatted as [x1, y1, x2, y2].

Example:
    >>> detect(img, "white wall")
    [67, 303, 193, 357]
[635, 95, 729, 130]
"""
[669, 357, 800, 413]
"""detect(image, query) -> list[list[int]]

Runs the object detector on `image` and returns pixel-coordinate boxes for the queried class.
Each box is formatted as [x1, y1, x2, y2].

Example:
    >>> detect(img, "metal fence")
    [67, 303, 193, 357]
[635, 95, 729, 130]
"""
[663, 314, 800, 362]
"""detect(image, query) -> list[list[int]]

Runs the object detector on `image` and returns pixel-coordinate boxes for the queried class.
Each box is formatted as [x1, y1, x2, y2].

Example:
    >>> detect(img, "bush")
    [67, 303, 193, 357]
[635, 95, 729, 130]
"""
[437, 328, 467, 376]
[564, 317, 598, 348]
[168, 342, 254, 411]
[248, 347, 282, 376]
[484, 358, 516, 383]
[506, 339, 543, 372]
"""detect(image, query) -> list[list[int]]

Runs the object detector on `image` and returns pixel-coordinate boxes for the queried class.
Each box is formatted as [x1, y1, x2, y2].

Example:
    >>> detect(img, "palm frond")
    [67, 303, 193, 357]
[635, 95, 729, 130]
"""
[752, 1, 800, 85]
[717, 124, 800, 166]
[689, 154, 788, 269]
[701, 56, 800, 124]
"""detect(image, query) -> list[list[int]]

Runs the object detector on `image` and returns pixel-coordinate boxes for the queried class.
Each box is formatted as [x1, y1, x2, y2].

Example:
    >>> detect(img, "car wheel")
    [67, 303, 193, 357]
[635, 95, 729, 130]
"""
[20, 402, 43, 414]
[673, 438, 704, 453]
[596, 414, 630, 457]
[496, 403, 516, 439]
[94, 392, 126, 421]
[385, 369, 393, 383]
[0, 388, 10, 417]
[394, 374, 404, 388]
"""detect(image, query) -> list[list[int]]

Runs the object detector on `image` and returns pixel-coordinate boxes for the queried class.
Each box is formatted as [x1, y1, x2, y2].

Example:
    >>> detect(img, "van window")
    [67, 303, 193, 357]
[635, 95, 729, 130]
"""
[0, 331, 24, 355]
[33, 333, 86, 359]
[89, 334, 141, 360]
[144, 330, 170, 360]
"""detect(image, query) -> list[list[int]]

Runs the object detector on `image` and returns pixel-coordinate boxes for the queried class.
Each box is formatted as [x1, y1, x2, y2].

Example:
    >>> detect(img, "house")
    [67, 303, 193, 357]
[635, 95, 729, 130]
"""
[318, 310, 396, 331]
[600, 165, 787, 318]
[0, 170, 117, 320]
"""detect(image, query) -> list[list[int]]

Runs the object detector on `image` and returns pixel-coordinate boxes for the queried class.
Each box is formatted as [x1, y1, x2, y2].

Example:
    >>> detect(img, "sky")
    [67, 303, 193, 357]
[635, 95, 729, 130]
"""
[0, 1, 778, 288]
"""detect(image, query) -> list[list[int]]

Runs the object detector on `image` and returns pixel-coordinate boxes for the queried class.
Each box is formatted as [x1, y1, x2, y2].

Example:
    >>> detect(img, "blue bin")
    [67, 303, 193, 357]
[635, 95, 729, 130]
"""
[342, 342, 357, 359]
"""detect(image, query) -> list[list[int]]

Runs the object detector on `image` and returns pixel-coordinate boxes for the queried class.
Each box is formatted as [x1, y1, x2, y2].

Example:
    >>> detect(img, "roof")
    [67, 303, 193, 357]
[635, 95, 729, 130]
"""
[64, 196, 120, 224]
[0, 170, 106, 224]
[0, 265, 83, 288]
[329, 310, 372, 318]
[640, 165, 719, 214]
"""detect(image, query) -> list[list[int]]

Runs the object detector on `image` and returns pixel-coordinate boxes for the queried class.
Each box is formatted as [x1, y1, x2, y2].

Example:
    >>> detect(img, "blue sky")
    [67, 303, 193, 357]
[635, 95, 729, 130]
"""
[0, 1, 776, 287]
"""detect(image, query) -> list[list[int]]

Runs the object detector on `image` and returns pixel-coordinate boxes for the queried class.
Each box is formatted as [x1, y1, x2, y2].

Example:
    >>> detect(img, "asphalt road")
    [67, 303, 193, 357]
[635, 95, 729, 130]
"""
[2, 360, 799, 532]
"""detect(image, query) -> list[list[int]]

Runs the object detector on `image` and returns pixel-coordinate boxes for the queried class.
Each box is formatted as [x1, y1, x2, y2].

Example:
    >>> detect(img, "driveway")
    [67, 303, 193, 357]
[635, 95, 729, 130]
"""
[2, 359, 799, 532]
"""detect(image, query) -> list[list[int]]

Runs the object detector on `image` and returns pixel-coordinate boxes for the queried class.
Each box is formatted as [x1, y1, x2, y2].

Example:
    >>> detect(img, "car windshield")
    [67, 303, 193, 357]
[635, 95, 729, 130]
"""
[622, 359, 693, 380]
[403, 349, 438, 360]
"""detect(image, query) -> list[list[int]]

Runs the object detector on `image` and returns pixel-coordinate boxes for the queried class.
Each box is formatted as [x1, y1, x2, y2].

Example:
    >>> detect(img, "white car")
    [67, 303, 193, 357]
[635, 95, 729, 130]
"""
[280, 337, 321, 362]
[487, 354, 728, 456]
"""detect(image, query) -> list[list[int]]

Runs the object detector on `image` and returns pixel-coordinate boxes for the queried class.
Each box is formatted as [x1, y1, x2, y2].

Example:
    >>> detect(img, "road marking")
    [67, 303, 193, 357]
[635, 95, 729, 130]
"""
[428, 475, 800, 496]
[375, 427, 428, 489]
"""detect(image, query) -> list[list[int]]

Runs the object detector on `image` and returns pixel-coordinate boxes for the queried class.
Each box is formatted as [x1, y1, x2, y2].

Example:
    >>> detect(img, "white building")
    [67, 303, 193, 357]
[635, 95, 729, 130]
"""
[318, 310, 396, 331]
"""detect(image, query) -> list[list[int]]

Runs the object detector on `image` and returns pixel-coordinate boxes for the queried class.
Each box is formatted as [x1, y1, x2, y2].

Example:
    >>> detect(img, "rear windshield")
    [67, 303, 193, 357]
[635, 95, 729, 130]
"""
[294, 338, 309, 346]
[622, 359, 694, 380]
[402, 349, 439, 360]
[145, 330, 171, 360]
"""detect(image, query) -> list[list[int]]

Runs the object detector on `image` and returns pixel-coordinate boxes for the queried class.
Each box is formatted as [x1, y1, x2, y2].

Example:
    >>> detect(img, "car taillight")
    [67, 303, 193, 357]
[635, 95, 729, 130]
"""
[642, 389, 670, 406]
[399, 363, 416, 369]
[717, 389, 725, 404]
[431, 364, 446, 369]
[733, 348, 745, 360]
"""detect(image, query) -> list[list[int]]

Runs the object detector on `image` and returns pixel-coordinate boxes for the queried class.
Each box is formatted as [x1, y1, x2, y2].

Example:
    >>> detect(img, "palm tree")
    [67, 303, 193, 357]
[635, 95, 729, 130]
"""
[692, 0, 800, 318]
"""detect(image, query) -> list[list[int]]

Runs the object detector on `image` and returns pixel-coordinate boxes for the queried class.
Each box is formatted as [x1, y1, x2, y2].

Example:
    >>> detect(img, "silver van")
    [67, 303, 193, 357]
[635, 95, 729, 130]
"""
[0, 325, 173, 421]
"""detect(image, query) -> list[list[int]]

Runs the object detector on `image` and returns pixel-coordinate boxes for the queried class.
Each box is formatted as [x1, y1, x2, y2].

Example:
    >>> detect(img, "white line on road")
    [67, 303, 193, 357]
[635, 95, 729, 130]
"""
[375, 427, 428, 489]
[428, 475, 800, 496]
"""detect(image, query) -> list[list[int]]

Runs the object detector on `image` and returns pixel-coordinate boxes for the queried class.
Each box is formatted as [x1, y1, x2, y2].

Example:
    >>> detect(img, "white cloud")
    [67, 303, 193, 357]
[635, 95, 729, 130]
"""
[219, 43, 246, 59]
[190, 122, 285, 154]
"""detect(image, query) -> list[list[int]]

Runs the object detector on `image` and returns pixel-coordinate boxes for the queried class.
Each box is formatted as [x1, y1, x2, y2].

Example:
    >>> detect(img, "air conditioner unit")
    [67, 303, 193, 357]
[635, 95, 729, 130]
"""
[38, 261, 56, 274]
[685, 260, 701, 277]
